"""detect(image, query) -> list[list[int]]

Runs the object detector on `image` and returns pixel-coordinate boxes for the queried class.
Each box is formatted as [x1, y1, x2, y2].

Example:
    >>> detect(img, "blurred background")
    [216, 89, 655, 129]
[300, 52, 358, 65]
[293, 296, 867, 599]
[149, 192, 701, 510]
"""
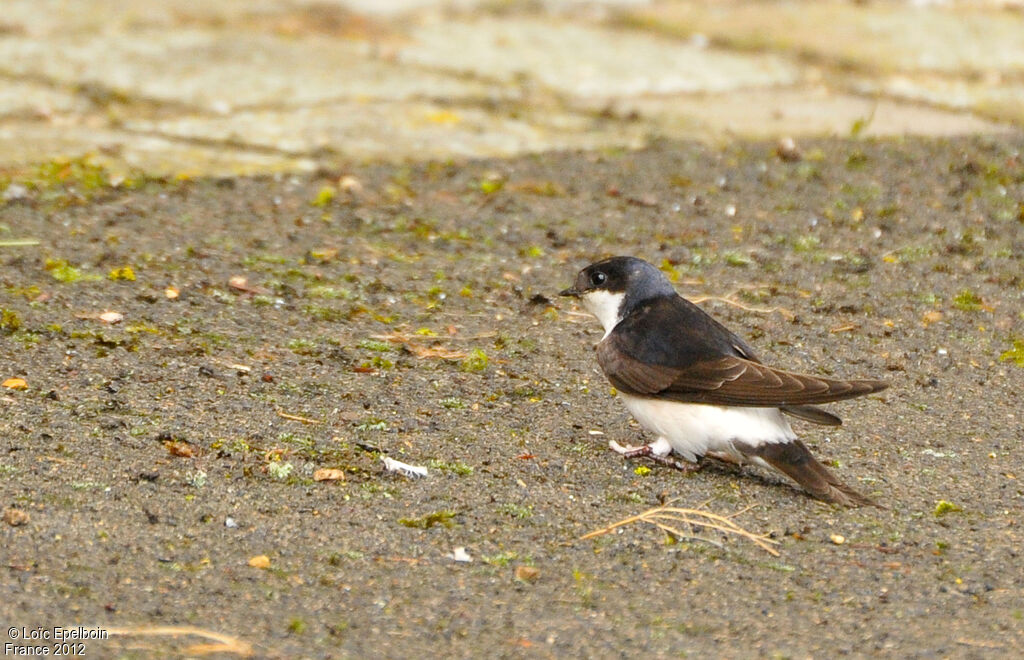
[1, 0, 1021, 177]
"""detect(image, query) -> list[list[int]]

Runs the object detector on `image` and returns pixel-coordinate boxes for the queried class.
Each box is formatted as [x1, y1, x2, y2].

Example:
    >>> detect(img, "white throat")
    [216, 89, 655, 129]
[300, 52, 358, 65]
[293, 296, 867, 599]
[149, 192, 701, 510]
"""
[580, 290, 626, 337]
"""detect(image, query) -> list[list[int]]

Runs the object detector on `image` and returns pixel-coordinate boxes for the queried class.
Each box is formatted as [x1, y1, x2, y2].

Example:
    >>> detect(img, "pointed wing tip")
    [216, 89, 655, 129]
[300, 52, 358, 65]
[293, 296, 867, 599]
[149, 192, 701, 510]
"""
[823, 482, 884, 508]
[749, 439, 881, 508]
[781, 405, 842, 426]
[863, 379, 890, 394]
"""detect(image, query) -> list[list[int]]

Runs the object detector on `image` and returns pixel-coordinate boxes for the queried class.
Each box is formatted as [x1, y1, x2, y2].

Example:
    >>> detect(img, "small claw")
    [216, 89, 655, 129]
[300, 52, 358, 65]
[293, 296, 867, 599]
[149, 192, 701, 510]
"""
[609, 439, 652, 458]
[608, 439, 702, 473]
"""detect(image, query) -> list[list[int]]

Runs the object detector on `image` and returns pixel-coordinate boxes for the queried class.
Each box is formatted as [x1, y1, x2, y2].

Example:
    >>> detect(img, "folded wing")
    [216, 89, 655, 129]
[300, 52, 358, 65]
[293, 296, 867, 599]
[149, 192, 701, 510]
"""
[598, 337, 888, 407]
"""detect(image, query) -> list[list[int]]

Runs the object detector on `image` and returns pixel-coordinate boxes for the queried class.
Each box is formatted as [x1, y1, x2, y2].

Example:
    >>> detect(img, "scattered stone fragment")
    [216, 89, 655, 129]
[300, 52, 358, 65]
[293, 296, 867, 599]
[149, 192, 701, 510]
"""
[2, 183, 29, 201]
[338, 175, 363, 196]
[776, 136, 802, 161]
[448, 547, 473, 563]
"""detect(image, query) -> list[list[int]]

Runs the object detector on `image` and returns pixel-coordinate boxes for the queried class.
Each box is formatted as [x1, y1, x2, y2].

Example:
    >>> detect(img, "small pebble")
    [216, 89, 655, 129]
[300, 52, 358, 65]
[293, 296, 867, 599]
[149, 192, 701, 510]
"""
[776, 137, 802, 162]
[2, 183, 29, 201]
[448, 547, 472, 563]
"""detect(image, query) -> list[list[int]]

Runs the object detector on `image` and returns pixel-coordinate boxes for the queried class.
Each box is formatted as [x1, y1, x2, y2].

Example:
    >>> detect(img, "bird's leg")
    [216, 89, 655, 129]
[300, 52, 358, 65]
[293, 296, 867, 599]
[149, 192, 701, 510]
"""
[609, 437, 703, 473]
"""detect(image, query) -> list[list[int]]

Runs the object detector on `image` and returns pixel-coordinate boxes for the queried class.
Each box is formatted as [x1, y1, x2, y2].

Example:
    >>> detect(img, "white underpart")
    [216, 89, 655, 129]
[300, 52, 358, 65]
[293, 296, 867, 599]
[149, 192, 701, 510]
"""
[579, 290, 626, 338]
[620, 393, 796, 464]
[579, 289, 795, 464]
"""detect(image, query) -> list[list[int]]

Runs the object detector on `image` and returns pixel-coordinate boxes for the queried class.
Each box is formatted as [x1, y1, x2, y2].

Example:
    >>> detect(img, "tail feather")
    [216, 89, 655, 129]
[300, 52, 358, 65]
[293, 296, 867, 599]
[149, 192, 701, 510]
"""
[780, 404, 842, 426]
[744, 439, 880, 507]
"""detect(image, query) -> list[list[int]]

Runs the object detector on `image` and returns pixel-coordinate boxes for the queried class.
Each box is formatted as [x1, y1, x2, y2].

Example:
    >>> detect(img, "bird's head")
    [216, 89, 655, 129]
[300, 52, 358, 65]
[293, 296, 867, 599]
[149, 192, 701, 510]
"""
[560, 256, 674, 333]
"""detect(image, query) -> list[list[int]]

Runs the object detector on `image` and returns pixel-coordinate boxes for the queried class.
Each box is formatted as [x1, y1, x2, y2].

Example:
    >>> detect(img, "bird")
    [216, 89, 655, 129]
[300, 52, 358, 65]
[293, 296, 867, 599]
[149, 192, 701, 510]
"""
[560, 256, 888, 506]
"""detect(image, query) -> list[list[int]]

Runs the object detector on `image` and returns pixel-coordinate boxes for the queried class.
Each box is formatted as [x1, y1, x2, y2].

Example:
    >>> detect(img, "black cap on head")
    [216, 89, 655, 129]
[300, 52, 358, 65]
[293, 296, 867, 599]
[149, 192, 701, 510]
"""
[561, 256, 674, 304]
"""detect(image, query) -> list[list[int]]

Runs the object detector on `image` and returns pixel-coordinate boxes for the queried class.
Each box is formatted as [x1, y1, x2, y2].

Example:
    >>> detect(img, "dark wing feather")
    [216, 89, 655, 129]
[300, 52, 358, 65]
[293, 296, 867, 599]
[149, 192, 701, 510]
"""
[598, 343, 886, 406]
[737, 439, 881, 507]
[780, 405, 842, 426]
[597, 297, 888, 407]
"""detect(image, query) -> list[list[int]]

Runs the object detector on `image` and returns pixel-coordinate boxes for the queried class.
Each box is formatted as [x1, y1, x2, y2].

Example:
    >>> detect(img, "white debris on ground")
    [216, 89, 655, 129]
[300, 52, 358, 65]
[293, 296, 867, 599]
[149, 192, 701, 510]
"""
[447, 547, 472, 563]
[381, 456, 428, 478]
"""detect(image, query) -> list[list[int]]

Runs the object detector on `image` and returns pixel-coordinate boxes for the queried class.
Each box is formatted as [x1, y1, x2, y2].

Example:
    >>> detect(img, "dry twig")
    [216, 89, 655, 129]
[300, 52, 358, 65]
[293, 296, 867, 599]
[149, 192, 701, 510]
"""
[580, 503, 780, 556]
[276, 409, 321, 424]
[106, 626, 253, 657]
[689, 295, 794, 320]
[369, 331, 469, 359]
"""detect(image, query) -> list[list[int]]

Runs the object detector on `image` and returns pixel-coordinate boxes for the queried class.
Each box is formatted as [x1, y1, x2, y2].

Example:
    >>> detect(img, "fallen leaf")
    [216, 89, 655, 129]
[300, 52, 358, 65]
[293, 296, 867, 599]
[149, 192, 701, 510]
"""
[2, 378, 28, 390]
[248, 555, 271, 569]
[514, 565, 540, 582]
[228, 276, 268, 295]
[164, 440, 197, 458]
[3, 508, 30, 526]
[404, 344, 468, 360]
[164, 286, 180, 300]
[308, 248, 339, 262]
[313, 468, 346, 482]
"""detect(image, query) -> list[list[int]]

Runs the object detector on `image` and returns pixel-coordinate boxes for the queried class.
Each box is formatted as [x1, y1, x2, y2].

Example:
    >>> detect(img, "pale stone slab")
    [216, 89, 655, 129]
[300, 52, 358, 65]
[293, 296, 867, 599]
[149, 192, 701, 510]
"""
[0, 30, 505, 112]
[0, 81, 89, 117]
[0, 122, 316, 176]
[122, 101, 649, 162]
[634, 1, 1024, 74]
[0, 0, 1017, 178]
[0, 0, 286, 37]
[850, 74, 1024, 125]
[608, 88, 1011, 139]
[400, 17, 800, 98]
[331, 0, 486, 15]
[332, 0, 654, 16]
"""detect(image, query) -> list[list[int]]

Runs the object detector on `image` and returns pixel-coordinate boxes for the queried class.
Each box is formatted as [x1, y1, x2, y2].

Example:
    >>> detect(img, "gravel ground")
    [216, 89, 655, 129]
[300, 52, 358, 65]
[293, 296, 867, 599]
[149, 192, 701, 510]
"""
[2, 136, 1023, 658]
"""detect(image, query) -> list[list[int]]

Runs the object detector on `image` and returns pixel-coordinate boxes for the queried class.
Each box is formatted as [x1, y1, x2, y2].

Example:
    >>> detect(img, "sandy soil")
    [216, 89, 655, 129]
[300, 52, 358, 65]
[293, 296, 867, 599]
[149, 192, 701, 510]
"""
[2, 136, 1023, 658]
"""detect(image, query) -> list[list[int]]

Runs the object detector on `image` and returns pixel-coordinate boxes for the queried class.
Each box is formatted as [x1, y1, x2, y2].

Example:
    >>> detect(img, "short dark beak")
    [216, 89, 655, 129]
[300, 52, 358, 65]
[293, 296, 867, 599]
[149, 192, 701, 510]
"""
[559, 287, 579, 297]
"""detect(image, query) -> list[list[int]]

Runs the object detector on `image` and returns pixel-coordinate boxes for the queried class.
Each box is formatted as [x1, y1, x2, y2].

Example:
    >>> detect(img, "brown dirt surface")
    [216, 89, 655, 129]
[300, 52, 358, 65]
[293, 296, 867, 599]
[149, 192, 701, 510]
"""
[2, 136, 1023, 658]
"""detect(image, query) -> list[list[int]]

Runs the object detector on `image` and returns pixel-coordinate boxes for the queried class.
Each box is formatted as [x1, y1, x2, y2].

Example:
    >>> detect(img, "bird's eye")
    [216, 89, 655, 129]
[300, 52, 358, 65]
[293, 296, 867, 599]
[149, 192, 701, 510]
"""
[590, 271, 607, 287]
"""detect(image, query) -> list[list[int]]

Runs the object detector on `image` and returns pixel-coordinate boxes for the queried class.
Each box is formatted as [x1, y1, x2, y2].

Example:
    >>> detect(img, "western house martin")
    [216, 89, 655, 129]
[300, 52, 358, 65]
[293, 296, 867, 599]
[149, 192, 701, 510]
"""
[561, 256, 888, 506]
